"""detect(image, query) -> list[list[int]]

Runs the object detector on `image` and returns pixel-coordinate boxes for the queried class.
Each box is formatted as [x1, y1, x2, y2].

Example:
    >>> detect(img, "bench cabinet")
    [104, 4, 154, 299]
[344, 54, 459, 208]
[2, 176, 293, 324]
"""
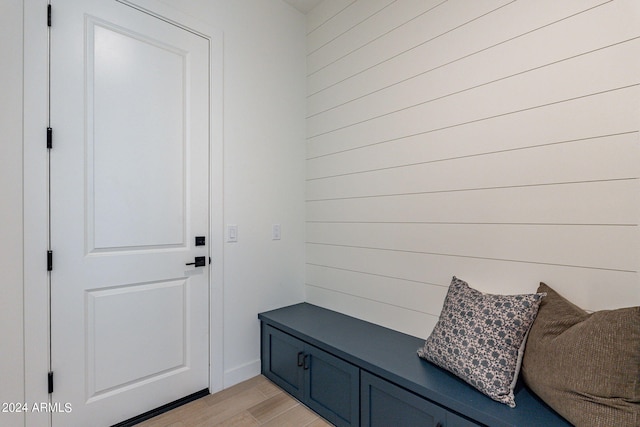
[262, 323, 472, 427]
[259, 303, 570, 427]
[261, 324, 360, 427]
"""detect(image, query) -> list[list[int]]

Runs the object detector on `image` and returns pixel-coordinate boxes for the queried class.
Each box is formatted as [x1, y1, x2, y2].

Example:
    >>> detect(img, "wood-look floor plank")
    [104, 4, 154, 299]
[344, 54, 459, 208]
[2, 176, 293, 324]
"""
[135, 376, 332, 427]
[261, 404, 324, 427]
[214, 411, 260, 427]
[254, 378, 284, 399]
[191, 389, 267, 426]
[247, 392, 299, 423]
[306, 418, 334, 427]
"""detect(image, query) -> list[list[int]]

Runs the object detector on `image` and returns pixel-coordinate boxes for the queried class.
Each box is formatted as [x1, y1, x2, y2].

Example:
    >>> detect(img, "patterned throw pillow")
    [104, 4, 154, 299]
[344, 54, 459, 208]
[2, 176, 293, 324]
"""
[418, 277, 545, 407]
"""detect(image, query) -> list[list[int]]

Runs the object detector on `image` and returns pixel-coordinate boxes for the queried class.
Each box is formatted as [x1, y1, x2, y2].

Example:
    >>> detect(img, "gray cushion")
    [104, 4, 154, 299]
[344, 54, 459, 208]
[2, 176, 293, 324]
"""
[418, 276, 545, 407]
[522, 283, 640, 427]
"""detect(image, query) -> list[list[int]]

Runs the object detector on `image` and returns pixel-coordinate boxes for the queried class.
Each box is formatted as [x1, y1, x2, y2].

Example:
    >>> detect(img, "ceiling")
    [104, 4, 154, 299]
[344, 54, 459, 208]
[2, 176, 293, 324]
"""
[282, 0, 324, 14]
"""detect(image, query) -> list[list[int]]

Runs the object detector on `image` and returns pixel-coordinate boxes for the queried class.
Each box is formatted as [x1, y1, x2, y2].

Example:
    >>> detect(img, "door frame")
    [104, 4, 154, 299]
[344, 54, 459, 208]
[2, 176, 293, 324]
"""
[24, 1, 224, 425]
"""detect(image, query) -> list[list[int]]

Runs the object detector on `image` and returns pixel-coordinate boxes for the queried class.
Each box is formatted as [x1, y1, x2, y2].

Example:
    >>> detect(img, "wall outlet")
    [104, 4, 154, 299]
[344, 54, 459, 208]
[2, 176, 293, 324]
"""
[272, 224, 281, 240]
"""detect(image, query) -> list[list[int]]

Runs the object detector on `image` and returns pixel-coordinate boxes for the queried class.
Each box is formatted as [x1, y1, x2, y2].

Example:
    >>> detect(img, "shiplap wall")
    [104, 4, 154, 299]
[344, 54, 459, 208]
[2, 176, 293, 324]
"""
[304, 0, 640, 338]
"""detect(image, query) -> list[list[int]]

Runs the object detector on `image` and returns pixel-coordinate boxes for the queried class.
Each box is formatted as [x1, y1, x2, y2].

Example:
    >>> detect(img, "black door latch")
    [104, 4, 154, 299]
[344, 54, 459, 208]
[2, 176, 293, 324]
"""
[186, 256, 206, 267]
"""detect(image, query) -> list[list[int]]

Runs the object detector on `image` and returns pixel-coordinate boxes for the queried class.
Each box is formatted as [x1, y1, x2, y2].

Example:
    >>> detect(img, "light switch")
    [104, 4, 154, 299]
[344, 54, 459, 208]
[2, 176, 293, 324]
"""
[227, 225, 238, 242]
[272, 224, 281, 240]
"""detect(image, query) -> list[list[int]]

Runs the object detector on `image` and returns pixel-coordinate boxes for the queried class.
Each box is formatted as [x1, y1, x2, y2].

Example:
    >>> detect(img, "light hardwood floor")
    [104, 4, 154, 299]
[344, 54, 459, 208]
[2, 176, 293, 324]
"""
[136, 375, 333, 427]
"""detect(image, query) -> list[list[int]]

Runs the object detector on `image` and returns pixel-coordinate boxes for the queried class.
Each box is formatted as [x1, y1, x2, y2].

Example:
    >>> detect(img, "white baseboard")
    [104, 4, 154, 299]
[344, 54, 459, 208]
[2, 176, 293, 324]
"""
[223, 359, 261, 388]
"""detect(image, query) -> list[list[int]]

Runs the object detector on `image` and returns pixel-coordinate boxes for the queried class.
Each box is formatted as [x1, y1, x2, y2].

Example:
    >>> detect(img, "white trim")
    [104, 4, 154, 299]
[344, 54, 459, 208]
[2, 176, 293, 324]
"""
[24, 0, 52, 425]
[223, 359, 262, 388]
[208, 27, 225, 396]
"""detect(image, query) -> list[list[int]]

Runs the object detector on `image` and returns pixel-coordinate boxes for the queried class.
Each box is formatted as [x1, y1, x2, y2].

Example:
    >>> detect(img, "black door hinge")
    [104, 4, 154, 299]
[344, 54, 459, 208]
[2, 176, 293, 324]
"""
[47, 127, 53, 149]
[47, 250, 53, 271]
[48, 372, 54, 394]
[47, 4, 52, 27]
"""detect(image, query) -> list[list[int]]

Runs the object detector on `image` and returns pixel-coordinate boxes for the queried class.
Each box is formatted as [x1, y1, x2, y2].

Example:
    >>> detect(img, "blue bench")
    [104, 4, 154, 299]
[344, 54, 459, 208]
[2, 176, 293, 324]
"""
[259, 303, 570, 427]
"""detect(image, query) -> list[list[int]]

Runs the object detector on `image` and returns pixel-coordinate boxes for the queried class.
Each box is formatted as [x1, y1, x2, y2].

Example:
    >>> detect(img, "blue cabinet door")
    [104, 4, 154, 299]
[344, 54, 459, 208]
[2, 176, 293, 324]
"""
[261, 324, 304, 400]
[261, 324, 359, 426]
[305, 344, 360, 427]
[361, 371, 447, 427]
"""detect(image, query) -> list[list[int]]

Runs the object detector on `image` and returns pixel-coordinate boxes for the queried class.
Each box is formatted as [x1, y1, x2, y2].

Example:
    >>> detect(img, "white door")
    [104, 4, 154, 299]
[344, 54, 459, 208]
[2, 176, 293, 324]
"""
[50, 1, 210, 425]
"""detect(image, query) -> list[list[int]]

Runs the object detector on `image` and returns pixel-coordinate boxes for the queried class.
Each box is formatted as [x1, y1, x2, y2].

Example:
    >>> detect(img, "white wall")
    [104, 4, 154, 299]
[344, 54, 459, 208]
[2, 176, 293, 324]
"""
[0, 1, 25, 426]
[155, 0, 308, 386]
[305, 0, 640, 338]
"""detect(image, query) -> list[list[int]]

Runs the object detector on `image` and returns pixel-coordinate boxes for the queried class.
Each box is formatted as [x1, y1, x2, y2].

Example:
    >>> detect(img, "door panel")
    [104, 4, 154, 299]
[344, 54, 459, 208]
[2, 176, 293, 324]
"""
[361, 371, 447, 427]
[50, 1, 210, 425]
[261, 325, 305, 400]
[86, 280, 187, 398]
[306, 345, 360, 427]
[88, 17, 187, 251]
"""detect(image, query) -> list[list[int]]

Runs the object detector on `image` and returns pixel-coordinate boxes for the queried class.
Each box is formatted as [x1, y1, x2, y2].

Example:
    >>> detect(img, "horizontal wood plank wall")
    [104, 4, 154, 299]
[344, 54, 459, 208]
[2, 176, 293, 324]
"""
[305, 0, 640, 338]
